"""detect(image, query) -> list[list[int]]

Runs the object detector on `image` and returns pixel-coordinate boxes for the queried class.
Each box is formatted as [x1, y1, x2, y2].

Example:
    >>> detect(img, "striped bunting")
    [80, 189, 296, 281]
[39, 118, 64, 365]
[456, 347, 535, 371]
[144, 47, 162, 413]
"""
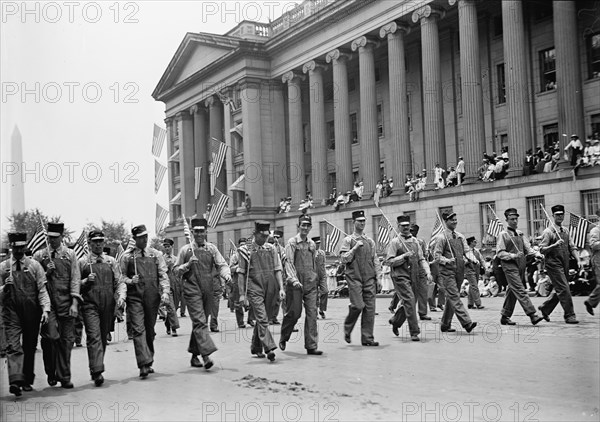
[209, 137, 228, 196]
[155, 159, 167, 194]
[156, 204, 169, 233]
[152, 124, 167, 157]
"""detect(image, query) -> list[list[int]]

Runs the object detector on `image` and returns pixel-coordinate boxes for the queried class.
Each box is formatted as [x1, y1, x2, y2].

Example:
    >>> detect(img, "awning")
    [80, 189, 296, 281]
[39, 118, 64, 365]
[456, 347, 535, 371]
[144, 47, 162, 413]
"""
[229, 123, 243, 137]
[168, 149, 180, 162]
[229, 174, 245, 192]
[169, 192, 181, 204]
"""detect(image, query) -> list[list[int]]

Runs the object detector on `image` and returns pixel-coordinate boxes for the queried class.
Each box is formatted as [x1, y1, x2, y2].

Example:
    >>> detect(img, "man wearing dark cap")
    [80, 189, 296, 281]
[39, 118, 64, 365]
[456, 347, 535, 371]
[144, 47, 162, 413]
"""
[175, 218, 231, 369]
[278, 215, 322, 355]
[385, 216, 433, 341]
[161, 238, 180, 337]
[496, 209, 545, 326]
[340, 210, 382, 346]
[431, 211, 477, 333]
[120, 224, 171, 377]
[238, 221, 286, 361]
[314, 236, 329, 319]
[229, 237, 250, 328]
[410, 224, 431, 320]
[1, 233, 51, 396]
[465, 237, 485, 310]
[34, 222, 82, 388]
[538, 205, 580, 324]
[78, 230, 126, 386]
[584, 209, 600, 315]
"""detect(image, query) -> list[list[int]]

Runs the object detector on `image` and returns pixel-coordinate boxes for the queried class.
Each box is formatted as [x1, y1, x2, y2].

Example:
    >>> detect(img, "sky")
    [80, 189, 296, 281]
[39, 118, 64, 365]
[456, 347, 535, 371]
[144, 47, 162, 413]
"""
[1, 0, 300, 238]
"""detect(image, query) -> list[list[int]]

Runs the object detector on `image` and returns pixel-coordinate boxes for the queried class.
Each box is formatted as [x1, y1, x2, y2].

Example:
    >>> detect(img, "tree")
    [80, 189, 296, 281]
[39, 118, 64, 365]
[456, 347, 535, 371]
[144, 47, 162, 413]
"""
[4, 208, 73, 245]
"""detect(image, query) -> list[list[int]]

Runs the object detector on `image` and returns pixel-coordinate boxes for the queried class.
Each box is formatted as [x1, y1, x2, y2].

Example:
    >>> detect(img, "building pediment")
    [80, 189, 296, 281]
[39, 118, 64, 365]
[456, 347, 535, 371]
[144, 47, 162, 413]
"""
[153, 33, 241, 100]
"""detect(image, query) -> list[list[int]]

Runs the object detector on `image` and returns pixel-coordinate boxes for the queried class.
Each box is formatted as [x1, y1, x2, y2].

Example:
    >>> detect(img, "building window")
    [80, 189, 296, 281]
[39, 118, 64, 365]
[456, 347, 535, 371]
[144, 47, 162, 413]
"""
[344, 218, 354, 237]
[497, 63, 506, 104]
[527, 195, 546, 238]
[171, 204, 182, 223]
[353, 170, 359, 182]
[493, 15, 503, 37]
[350, 113, 358, 144]
[591, 114, 600, 137]
[542, 123, 559, 150]
[582, 190, 600, 224]
[480, 202, 498, 249]
[377, 104, 384, 138]
[499, 134, 508, 152]
[327, 120, 335, 150]
[539, 48, 556, 92]
[587, 33, 600, 79]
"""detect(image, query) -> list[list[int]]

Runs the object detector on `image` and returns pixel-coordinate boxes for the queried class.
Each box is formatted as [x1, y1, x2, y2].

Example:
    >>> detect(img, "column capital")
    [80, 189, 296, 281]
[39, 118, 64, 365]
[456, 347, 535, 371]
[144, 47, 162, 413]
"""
[448, 0, 480, 6]
[411, 5, 445, 23]
[175, 111, 191, 121]
[282, 71, 305, 84]
[379, 21, 410, 39]
[164, 117, 174, 126]
[189, 104, 198, 115]
[351, 35, 380, 52]
[325, 48, 352, 64]
[302, 60, 328, 75]
[204, 95, 217, 108]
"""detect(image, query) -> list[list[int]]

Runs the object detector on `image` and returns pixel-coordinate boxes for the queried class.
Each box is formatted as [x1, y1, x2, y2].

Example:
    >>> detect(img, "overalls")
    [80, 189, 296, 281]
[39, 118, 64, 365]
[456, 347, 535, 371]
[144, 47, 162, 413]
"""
[539, 228, 575, 319]
[247, 248, 278, 354]
[389, 239, 421, 336]
[500, 232, 536, 318]
[438, 234, 472, 329]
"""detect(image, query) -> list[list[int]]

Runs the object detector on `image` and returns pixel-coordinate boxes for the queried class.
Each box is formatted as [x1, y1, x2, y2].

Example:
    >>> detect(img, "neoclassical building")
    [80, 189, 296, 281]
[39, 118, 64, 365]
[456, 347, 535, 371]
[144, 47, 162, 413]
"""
[153, 0, 599, 254]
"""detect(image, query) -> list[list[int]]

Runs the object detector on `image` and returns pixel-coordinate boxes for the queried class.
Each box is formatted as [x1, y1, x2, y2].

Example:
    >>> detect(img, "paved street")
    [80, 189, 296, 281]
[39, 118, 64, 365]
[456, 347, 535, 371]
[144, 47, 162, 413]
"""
[1, 295, 598, 422]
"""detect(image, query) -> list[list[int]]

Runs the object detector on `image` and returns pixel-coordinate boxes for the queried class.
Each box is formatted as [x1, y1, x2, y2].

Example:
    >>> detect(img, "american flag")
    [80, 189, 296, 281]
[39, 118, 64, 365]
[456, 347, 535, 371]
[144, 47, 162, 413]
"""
[324, 222, 343, 254]
[209, 137, 228, 195]
[115, 243, 125, 263]
[152, 124, 167, 157]
[182, 214, 192, 241]
[569, 213, 589, 249]
[377, 217, 393, 250]
[155, 159, 167, 193]
[72, 230, 89, 260]
[207, 189, 230, 228]
[194, 167, 202, 200]
[487, 218, 503, 237]
[156, 203, 169, 233]
[428, 215, 444, 250]
[27, 218, 47, 255]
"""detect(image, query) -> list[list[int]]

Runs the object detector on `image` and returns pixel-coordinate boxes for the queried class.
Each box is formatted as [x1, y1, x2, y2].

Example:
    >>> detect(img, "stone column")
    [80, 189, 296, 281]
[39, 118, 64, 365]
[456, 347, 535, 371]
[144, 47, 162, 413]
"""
[303, 60, 328, 205]
[191, 104, 209, 215]
[380, 21, 411, 187]
[449, 0, 486, 179]
[351, 36, 380, 194]
[501, 1, 531, 172]
[165, 117, 175, 224]
[553, 1, 585, 145]
[282, 71, 306, 203]
[240, 78, 264, 208]
[326, 49, 353, 194]
[177, 111, 195, 217]
[412, 5, 446, 172]
[205, 95, 226, 194]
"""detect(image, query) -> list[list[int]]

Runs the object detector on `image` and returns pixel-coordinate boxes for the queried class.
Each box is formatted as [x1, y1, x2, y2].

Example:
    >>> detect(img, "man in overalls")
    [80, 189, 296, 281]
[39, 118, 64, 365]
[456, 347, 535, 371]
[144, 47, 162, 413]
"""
[238, 221, 285, 361]
[465, 237, 485, 310]
[175, 218, 231, 370]
[385, 216, 433, 341]
[431, 212, 477, 333]
[340, 210, 382, 346]
[162, 238, 180, 337]
[78, 230, 126, 386]
[496, 209, 545, 326]
[1, 232, 51, 396]
[584, 208, 600, 315]
[120, 224, 170, 378]
[314, 237, 329, 320]
[410, 224, 431, 320]
[229, 237, 249, 328]
[34, 222, 81, 388]
[279, 215, 323, 355]
[538, 205, 580, 324]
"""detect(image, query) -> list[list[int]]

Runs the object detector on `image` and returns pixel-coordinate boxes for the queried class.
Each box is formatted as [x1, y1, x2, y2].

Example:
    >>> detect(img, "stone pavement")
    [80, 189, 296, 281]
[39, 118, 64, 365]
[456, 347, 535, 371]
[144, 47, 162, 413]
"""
[1, 295, 598, 422]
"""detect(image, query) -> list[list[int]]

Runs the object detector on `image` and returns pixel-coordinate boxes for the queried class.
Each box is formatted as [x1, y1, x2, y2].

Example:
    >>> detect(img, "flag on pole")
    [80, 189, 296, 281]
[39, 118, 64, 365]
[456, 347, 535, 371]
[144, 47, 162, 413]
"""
[207, 189, 230, 228]
[194, 167, 202, 200]
[569, 213, 589, 249]
[182, 214, 192, 241]
[487, 218, 503, 238]
[324, 222, 343, 254]
[377, 218, 393, 250]
[156, 203, 169, 233]
[428, 215, 445, 250]
[209, 137, 228, 195]
[115, 243, 125, 262]
[155, 159, 167, 194]
[152, 124, 167, 157]
[27, 218, 47, 255]
[72, 230, 89, 260]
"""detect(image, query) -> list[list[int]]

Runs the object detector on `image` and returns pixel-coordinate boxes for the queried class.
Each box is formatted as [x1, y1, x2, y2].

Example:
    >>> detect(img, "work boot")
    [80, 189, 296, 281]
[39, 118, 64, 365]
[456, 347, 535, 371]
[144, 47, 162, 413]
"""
[202, 355, 214, 370]
[190, 355, 203, 368]
[501, 316, 516, 325]
[530, 314, 544, 325]
[565, 316, 579, 324]
[584, 300, 594, 316]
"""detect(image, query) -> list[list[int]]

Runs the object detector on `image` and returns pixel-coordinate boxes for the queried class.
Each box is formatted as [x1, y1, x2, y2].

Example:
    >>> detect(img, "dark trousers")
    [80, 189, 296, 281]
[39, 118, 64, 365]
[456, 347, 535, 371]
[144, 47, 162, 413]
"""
[280, 285, 318, 350]
[82, 301, 114, 374]
[126, 292, 160, 368]
[389, 275, 420, 336]
[184, 280, 217, 357]
[209, 279, 222, 331]
[41, 313, 75, 383]
[248, 287, 276, 354]
[344, 277, 377, 344]
[4, 304, 41, 386]
[539, 264, 576, 320]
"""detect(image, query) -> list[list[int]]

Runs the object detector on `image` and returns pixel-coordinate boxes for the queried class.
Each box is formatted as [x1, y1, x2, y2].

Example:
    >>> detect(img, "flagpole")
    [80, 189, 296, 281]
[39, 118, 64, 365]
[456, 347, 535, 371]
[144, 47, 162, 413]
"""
[435, 211, 455, 260]
[40, 215, 51, 259]
[182, 214, 197, 258]
[487, 204, 519, 251]
[376, 206, 409, 251]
